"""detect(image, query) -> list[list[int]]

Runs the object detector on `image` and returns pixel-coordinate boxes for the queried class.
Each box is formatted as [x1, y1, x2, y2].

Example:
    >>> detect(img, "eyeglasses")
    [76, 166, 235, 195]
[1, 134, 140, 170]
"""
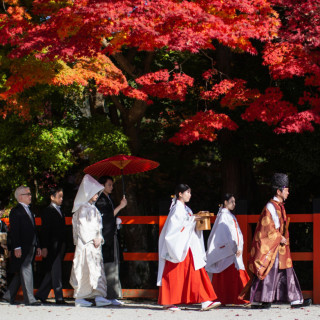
[21, 193, 32, 196]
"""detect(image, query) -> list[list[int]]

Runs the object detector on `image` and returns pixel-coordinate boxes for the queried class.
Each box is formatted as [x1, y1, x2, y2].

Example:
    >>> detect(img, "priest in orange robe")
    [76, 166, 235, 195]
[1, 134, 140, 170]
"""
[249, 173, 311, 309]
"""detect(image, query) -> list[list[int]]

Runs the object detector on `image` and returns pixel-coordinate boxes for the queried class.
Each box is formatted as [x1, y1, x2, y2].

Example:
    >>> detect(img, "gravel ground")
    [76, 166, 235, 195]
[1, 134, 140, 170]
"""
[1, 300, 319, 320]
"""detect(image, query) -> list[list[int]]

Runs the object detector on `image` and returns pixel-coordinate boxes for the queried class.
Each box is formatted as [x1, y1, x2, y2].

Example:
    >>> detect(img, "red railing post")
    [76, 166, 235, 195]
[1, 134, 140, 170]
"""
[313, 213, 320, 304]
[236, 215, 248, 268]
[159, 215, 167, 235]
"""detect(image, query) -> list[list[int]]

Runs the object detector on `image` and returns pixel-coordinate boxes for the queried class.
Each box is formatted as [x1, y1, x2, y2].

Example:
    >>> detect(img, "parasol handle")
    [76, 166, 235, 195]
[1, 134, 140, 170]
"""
[121, 169, 126, 196]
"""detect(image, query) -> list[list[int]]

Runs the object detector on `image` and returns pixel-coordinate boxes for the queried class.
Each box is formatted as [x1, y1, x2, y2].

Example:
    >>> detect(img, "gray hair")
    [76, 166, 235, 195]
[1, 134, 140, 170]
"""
[14, 186, 30, 201]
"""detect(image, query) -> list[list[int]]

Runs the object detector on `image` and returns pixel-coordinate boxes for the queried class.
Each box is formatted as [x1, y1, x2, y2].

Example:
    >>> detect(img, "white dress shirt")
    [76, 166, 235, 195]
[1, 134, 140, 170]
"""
[266, 197, 281, 229]
[51, 202, 62, 216]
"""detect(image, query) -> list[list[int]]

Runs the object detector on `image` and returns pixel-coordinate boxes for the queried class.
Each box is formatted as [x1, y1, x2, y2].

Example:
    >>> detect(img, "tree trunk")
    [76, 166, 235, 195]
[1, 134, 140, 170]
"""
[218, 130, 259, 214]
[214, 45, 258, 213]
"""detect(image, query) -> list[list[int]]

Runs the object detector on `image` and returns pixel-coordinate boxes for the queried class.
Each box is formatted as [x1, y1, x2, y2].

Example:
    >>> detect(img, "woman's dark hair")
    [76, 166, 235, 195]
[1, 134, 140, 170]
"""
[49, 187, 63, 198]
[175, 184, 191, 199]
[98, 176, 114, 185]
[222, 193, 234, 207]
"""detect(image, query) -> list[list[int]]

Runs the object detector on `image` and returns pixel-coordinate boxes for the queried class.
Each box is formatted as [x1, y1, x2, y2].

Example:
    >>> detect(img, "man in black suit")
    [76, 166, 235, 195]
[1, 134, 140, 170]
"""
[2, 186, 41, 305]
[96, 176, 127, 306]
[35, 187, 66, 305]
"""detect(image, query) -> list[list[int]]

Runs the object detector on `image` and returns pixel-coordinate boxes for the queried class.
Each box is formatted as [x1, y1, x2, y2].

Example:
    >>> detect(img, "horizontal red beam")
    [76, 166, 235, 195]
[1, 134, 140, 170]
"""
[120, 216, 159, 224]
[35, 251, 313, 262]
[33, 214, 318, 227]
[123, 252, 158, 261]
[36, 252, 159, 261]
[35, 216, 160, 226]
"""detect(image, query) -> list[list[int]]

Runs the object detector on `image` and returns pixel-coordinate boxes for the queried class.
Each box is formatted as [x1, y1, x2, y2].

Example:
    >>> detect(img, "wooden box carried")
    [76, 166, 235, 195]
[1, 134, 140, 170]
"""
[194, 211, 214, 230]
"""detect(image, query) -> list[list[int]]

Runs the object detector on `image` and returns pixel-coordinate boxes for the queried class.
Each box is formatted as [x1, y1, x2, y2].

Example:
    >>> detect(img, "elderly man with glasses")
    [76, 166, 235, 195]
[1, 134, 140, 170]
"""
[2, 186, 41, 305]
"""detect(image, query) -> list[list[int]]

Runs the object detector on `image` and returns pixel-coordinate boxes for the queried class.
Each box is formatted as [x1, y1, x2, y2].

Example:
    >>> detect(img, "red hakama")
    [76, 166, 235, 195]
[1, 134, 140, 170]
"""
[211, 263, 249, 305]
[158, 249, 217, 305]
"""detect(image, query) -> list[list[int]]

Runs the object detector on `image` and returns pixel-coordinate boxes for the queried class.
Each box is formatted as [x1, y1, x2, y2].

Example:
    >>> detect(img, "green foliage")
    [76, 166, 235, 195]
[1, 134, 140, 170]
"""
[77, 115, 130, 162]
[0, 116, 77, 199]
[0, 81, 129, 204]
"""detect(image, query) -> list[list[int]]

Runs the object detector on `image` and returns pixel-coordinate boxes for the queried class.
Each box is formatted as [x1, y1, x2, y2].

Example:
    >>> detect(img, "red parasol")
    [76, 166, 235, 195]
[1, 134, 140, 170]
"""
[84, 154, 160, 194]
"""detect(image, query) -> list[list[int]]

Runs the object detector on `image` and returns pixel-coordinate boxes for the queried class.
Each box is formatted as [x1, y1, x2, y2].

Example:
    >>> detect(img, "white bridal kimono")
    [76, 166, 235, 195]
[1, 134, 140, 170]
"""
[157, 200, 207, 286]
[69, 174, 107, 299]
[206, 208, 245, 274]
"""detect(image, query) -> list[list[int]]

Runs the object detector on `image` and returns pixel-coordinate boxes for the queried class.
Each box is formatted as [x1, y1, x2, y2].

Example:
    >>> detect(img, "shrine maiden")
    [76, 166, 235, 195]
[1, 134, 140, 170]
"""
[157, 184, 221, 311]
[206, 194, 249, 305]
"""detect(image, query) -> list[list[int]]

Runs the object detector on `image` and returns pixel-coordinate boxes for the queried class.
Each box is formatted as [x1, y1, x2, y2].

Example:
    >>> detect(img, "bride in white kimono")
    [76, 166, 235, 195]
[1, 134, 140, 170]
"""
[70, 174, 111, 307]
[206, 193, 249, 305]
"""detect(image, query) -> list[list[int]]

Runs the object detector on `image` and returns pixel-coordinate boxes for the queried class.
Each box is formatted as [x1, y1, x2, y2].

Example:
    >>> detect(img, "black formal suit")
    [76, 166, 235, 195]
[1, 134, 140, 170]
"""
[36, 204, 66, 302]
[3, 203, 39, 304]
[95, 193, 122, 299]
[96, 193, 116, 263]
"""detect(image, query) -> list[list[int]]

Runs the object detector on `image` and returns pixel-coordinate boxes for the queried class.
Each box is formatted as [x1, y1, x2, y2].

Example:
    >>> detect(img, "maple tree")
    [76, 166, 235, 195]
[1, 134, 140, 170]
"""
[0, 0, 319, 192]
[0, 0, 304, 149]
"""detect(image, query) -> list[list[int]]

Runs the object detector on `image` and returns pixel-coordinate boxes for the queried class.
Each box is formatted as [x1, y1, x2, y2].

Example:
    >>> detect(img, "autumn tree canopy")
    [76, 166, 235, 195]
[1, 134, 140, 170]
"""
[0, 0, 319, 148]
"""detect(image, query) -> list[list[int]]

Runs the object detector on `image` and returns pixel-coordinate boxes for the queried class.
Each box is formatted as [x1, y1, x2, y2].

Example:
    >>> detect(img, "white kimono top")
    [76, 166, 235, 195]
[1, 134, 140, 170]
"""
[206, 208, 245, 273]
[157, 200, 207, 286]
[70, 203, 107, 299]
[266, 196, 281, 229]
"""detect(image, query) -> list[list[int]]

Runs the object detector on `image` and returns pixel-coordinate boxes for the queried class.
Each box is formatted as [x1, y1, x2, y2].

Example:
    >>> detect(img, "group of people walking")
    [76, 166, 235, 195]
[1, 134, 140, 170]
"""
[0, 174, 126, 307]
[0, 172, 313, 310]
[157, 173, 312, 311]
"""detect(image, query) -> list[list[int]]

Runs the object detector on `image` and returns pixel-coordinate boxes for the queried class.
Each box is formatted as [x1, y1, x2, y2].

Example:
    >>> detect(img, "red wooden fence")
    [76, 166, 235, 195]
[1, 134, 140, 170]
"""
[7, 214, 320, 302]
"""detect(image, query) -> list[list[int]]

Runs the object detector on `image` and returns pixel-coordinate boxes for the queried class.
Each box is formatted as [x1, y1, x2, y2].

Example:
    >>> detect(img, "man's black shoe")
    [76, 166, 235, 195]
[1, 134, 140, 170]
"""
[0, 298, 17, 305]
[303, 298, 312, 306]
[26, 301, 42, 306]
[0, 298, 9, 303]
[35, 296, 48, 304]
[56, 299, 67, 305]
[251, 302, 271, 309]
[291, 298, 312, 309]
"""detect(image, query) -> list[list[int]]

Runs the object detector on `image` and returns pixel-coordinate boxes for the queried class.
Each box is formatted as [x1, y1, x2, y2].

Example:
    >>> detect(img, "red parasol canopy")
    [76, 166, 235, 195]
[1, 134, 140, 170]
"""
[84, 154, 159, 176]
[83, 154, 160, 194]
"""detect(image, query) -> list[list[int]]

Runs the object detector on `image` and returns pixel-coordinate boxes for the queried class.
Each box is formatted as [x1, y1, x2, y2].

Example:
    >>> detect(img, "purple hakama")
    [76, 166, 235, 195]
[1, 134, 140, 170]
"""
[250, 253, 303, 304]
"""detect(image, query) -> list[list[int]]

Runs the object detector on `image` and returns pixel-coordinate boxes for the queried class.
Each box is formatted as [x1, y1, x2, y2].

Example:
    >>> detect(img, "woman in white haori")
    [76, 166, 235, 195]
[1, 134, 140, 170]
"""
[157, 184, 221, 311]
[70, 174, 111, 307]
[206, 193, 249, 305]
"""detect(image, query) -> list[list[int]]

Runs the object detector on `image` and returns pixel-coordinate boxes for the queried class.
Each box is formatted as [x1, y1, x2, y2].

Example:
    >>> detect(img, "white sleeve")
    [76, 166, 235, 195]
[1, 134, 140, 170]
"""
[266, 202, 280, 229]
[73, 206, 96, 245]
[164, 205, 195, 262]
[206, 214, 237, 266]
